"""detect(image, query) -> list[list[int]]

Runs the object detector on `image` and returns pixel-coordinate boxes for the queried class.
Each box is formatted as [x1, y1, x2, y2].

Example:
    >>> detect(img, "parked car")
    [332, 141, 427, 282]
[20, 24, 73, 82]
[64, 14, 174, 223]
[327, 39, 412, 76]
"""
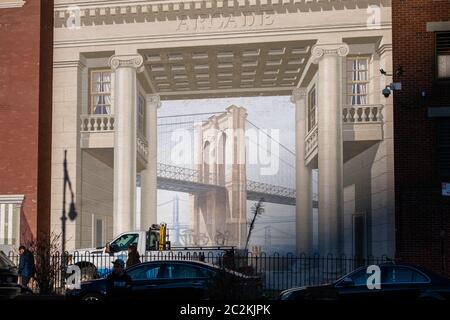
[66, 260, 262, 301]
[0, 251, 22, 300]
[279, 263, 450, 302]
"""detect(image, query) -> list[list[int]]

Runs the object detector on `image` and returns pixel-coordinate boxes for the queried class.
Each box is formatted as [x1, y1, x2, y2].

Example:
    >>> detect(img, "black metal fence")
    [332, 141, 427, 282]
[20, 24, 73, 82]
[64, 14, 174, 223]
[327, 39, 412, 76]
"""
[6, 251, 389, 298]
[6, 251, 66, 295]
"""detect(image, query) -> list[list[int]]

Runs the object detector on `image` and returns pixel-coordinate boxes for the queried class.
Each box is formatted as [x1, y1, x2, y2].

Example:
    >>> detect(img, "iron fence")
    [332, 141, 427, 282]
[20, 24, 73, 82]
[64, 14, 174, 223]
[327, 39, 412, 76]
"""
[5, 251, 389, 298]
[6, 251, 66, 294]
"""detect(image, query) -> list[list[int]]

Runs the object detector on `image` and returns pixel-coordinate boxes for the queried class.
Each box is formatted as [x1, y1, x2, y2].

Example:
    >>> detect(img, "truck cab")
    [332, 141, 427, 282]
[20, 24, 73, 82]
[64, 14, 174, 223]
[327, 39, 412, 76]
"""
[106, 226, 161, 256]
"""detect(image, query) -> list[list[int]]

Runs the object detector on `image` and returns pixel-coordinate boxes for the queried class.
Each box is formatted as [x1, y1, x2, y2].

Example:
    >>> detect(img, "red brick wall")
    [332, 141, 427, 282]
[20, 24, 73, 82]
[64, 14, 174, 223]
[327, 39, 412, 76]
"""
[0, 1, 53, 244]
[37, 0, 54, 243]
[392, 0, 450, 276]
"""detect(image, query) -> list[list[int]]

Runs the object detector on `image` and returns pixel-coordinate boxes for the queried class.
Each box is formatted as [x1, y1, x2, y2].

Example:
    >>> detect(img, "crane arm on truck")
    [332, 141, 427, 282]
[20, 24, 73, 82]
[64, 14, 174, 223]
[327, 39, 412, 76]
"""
[150, 223, 171, 251]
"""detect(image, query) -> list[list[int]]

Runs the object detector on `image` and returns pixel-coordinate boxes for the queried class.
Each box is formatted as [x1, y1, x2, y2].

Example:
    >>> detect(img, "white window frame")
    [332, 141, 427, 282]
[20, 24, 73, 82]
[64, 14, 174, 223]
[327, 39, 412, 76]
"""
[347, 57, 370, 106]
[0, 195, 24, 246]
[89, 69, 112, 115]
[137, 94, 146, 138]
[307, 86, 317, 132]
[436, 32, 450, 80]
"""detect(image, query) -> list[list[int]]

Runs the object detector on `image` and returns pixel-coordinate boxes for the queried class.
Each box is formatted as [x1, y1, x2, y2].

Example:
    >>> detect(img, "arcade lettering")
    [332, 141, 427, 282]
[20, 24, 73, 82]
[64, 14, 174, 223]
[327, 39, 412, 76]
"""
[177, 11, 274, 31]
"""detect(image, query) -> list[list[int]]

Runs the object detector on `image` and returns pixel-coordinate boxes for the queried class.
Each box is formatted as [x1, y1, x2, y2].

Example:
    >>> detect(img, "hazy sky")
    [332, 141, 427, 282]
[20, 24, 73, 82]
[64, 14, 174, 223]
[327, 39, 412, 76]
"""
[140, 95, 298, 253]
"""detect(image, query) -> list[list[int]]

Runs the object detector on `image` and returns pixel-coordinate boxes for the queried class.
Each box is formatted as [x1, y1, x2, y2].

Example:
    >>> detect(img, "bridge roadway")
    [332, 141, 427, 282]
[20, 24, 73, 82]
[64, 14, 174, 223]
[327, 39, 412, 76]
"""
[156, 163, 296, 206]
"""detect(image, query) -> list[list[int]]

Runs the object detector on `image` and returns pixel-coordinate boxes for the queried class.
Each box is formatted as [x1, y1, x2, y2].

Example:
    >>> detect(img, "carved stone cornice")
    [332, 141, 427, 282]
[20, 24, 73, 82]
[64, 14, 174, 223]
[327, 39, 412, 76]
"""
[290, 87, 307, 104]
[54, 0, 384, 28]
[311, 43, 350, 64]
[53, 60, 86, 70]
[145, 94, 162, 108]
[108, 54, 144, 72]
[0, 194, 25, 204]
[376, 43, 393, 56]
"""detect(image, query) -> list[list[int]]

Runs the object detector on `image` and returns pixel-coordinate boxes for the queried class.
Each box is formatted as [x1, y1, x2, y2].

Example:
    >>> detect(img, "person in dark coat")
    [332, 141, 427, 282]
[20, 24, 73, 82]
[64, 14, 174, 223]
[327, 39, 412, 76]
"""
[126, 244, 141, 268]
[106, 259, 132, 300]
[18, 245, 35, 287]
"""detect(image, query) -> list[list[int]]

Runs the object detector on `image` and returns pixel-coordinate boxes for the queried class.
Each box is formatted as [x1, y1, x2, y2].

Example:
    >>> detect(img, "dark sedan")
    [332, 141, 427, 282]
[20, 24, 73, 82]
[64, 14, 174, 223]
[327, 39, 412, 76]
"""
[66, 260, 262, 301]
[0, 251, 22, 300]
[280, 263, 450, 302]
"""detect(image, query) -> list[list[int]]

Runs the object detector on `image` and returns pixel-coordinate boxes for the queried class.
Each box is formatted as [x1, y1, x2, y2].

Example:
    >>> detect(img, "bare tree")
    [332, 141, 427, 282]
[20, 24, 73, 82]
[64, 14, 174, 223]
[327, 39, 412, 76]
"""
[245, 198, 264, 251]
[27, 232, 62, 294]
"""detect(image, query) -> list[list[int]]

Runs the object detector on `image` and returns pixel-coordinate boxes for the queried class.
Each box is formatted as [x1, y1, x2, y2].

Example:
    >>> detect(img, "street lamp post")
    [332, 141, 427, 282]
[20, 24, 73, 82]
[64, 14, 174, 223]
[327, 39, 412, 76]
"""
[61, 150, 77, 287]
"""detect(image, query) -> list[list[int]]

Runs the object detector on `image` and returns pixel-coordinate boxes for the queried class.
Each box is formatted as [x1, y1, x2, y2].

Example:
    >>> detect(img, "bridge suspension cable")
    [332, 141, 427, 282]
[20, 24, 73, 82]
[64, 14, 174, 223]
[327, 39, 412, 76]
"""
[246, 119, 295, 156]
[245, 119, 295, 189]
[156, 108, 296, 204]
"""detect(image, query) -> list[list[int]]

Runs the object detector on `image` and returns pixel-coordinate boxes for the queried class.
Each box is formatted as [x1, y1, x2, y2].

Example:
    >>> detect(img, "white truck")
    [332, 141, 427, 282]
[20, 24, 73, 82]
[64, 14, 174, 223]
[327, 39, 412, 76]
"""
[69, 224, 236, 279]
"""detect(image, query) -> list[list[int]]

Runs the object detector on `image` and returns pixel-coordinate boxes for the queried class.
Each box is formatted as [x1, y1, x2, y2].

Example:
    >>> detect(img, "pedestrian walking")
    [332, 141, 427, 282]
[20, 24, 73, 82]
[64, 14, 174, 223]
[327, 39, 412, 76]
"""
[18, 245, 35, 287]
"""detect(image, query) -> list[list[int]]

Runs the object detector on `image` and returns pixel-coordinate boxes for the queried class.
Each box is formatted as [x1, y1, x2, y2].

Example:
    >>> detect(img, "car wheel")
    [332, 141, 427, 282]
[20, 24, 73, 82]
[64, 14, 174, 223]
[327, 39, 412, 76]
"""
[80, 265, 99, 281]
[82, 293, 104, 301]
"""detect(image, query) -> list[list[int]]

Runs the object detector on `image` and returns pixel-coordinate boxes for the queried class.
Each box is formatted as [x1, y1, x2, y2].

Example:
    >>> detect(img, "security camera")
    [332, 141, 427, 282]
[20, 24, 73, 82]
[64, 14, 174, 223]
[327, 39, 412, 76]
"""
[382, 83, 402, 98]
[382, 86, 391, 98]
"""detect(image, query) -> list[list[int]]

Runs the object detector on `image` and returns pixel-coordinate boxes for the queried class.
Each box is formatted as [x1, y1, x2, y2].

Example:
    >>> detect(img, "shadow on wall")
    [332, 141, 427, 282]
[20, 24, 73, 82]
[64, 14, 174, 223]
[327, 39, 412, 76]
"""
[343, 142, 379, 258]
[20, 205, 34, 246]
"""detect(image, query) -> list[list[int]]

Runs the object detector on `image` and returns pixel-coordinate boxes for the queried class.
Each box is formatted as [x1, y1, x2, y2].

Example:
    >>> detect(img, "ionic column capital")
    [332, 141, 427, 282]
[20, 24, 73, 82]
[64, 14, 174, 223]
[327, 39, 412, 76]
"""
[311, 43, 350, 64]
[290, 88, 308, 104]
[145, 94, 161, 109]
[108, 54, 144, 72]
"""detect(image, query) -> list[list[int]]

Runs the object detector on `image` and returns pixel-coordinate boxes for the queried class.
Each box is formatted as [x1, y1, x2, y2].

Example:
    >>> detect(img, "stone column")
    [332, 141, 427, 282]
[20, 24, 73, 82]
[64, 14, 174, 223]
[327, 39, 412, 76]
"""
[226, 106, 247, 247]
[109, 54, 144, 235]
[375, 41, 396, 258]
[140, 94, 161, 230]
[312, 43, 349, 256]
[291, 88, 313, 254]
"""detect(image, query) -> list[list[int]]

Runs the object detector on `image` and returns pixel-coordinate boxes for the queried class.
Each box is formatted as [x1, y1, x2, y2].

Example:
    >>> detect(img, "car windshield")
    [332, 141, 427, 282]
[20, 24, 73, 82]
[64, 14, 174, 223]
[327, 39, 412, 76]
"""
[110, 233, 139, 252]
[0, 251, 15, 268]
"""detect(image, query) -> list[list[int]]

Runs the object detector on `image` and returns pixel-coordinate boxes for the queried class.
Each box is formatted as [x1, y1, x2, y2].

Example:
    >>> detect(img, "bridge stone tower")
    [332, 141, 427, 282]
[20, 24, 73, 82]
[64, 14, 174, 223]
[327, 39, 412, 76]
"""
[190, 106, 247, 248]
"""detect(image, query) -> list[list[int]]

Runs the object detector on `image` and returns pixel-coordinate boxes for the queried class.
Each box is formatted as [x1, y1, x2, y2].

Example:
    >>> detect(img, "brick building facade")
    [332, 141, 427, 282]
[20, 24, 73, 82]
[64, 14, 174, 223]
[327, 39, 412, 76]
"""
[392, 0, 450, 276]
[0, 0, 53, 246]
